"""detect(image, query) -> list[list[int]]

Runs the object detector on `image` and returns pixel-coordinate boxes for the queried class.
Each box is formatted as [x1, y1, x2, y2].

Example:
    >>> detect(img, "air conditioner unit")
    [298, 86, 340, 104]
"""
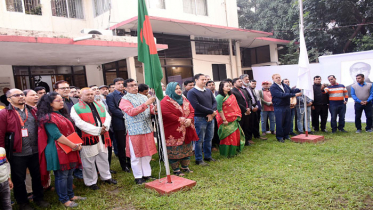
[81, 29, 113, 36]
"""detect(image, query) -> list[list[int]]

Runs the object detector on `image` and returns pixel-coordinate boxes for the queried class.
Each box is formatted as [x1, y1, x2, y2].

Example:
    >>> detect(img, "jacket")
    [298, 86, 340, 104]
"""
[106, 90, 126, 131]
[0, 104, 37, 153]
[231, 87, 252, 115]
[270, 82, 301, 107]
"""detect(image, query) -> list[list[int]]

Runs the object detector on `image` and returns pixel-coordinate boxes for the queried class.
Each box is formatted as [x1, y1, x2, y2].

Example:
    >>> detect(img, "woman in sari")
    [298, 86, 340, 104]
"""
[161, 82, 198, 176]
[37, 92, 86, 208]
[215, 81, 245, 157]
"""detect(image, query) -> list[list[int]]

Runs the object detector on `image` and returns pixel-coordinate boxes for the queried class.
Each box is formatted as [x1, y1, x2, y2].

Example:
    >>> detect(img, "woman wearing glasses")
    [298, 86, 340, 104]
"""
[37, 92, 85, 208]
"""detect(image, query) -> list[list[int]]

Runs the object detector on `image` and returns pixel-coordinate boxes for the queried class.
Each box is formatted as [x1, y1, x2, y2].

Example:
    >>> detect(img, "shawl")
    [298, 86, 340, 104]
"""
[166, 82, 183, 105]
[38, 112, 82, 186]
[161, 95, 198, 146]
[73, 100, 111, 147]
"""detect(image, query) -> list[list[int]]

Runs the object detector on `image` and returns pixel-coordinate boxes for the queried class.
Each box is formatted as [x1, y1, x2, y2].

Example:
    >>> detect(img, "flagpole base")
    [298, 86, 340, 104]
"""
[145, 175, 197, 195]
[291, 134, 325, 143]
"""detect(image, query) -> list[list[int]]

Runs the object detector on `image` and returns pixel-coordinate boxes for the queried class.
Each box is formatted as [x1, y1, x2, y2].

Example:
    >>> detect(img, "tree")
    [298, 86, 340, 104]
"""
[238, 0, 373, 55]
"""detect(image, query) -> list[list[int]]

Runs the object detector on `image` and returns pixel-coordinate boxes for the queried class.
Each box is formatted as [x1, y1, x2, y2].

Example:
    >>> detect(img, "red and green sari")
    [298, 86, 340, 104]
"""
[215, 94, 245, 157]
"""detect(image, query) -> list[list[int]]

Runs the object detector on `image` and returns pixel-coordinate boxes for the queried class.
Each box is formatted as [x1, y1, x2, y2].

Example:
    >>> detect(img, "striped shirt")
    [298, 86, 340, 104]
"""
[323, 83, 348, 105]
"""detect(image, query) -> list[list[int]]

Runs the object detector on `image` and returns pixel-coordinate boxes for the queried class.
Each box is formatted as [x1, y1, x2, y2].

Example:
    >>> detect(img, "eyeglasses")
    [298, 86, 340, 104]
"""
[127, 84, 138, 88]
[8, 93, 25, 98]
[58, 87, 70, 90]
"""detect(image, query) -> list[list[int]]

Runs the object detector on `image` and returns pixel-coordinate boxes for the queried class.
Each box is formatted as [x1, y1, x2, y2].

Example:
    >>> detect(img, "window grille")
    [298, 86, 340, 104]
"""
[148, 0, 165, 9]
[51, 0, 84, 19]
[183, 0, 207, 16]
[93, 0, 111, 17]
[5, 0, 23, 12]
[24, 0, 42, 15]
[195, 37, 230, 55]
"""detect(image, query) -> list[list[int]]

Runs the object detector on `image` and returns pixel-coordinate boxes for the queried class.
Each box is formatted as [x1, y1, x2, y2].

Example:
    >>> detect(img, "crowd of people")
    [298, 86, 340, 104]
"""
[0, 72, 372, 209]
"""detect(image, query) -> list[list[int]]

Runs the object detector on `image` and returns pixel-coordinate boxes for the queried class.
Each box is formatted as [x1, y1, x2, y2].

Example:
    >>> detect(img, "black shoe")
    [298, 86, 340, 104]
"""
[321, 129, 328, 132]
[339, 129, 348, 133]
[19, 203, 34, 210]
[289, 132, 296, 136]
[110, 169, 117, 174]
[122, 167, 131, 173]
[284, 136, 291, 140]
[143, 176, 156, 181]
[245, 141, 251, 146]
[135, 178, 145, 185]
[195, 160, 209, 166]
[204, 158, 216, 162]
[104, 179, 117, 185]
[277, 139, 285, 143]
[298, 131, 304, 134]
[308, 131, 314, 134]
[88, 184, 100, 190]
[35, 200, 50, 208]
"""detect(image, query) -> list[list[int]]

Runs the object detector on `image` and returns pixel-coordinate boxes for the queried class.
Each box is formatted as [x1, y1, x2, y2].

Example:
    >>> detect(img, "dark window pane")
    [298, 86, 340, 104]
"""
[118, 60, 127, 67]
[250, 48, 257, 65]
[73, 75, 87, 88]
[105, 72, 117, 85]
[118, 71, 128, 80]
[154, 34, 192, 58]
[103, 62, 116, 70]
[13, 67, 29, 75]
[73, 66, 85, 74]
[256, 46, 270, 64]
[212, 64, 227, 81]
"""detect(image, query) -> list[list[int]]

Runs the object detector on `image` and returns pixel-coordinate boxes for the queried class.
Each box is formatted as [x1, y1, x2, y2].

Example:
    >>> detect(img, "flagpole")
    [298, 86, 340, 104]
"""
[155, 97, 172, 183]
[299, 0, 308, 137]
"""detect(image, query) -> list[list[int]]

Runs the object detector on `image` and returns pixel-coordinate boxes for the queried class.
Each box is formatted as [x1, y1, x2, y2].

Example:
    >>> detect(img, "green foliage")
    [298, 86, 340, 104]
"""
[353, 35, 373, 51]
[238, 0, 373, 55]
[279, 41, 332, 65]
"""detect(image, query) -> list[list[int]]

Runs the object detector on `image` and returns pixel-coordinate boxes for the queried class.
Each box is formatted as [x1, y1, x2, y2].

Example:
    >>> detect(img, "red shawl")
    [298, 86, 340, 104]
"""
[161, 96, 198, 146]
[38, 112, 82, 186]
[216, 94, 242, 126]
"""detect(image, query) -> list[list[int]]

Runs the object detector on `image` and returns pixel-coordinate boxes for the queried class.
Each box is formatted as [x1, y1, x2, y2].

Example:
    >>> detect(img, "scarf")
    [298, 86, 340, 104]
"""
[38, 112, 82, 186]
[166, 82, 183, 105]
[73, 100, 111, 147]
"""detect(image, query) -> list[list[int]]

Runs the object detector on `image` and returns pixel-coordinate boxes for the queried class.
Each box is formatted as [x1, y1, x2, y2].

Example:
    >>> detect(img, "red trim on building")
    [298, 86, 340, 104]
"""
[0, 35, 168, 49]
[109, 16, 273, 36]
[255, 37, 293, 44]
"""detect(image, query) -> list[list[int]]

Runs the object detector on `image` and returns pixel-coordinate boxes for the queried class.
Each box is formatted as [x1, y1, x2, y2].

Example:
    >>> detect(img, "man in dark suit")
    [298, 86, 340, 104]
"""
[106, 78, 130, 172]
[270, 74, 302, 142]
[231, 78, 253, 145]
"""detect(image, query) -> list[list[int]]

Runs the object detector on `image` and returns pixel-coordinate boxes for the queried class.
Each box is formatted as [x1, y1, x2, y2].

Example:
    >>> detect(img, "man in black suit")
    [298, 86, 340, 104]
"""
[231, 78, 253, 145]
[106, 78, 130, 172]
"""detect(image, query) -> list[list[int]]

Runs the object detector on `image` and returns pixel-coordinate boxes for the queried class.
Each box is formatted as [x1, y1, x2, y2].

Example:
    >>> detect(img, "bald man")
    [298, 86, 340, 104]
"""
[70, 88, 117, 190]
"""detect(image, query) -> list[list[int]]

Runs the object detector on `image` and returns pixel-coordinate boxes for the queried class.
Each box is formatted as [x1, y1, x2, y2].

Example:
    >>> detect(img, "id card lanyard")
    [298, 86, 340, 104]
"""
[14, 106, 29, 137]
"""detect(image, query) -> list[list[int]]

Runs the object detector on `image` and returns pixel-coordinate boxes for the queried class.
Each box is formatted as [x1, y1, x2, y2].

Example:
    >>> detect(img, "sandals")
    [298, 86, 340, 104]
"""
[173, 170, 185, 176]
[181, 168, 193, 173]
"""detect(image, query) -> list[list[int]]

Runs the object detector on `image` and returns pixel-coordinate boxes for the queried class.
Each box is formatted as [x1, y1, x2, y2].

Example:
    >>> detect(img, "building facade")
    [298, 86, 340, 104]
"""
[0, 0, 289, 93]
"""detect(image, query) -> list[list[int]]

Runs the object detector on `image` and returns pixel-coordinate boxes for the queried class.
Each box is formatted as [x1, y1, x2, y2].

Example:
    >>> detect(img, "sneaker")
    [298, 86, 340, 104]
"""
[266, 131, 271, 134]
[356, 130, 362, 133]
[366, 129, 373, 133]
[195, 160, 209, 166]
[339, 129, 348, 133]
[204, 158, 216, 162]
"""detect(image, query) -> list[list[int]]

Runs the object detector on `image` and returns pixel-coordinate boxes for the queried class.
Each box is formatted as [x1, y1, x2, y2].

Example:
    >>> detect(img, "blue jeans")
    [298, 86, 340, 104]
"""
[290, 108, 295, 133]
[355, 102, 372, 130]
[261, 111, 275, 132]
[329, 104, 346, 132]
[194, 117, 214, 162]
[54, 169, 74, 204]
[296, 106, 311, 132]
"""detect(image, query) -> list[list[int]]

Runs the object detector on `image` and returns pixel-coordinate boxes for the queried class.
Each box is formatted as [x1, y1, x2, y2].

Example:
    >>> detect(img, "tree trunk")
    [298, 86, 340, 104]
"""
[343, 19, 366, 53]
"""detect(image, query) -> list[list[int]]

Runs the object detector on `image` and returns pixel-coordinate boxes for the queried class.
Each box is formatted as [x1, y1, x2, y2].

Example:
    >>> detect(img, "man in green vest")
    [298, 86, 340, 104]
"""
[70, 88, 117, 190]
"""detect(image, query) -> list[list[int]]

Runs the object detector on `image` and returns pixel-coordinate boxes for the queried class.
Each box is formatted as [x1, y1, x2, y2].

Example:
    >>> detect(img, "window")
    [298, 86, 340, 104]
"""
[195, 37, 232, 55]
[241, 46, 270, 67]
[51, 0, 84, 19]
[93, 0, 111, 17]
[102, 59, 128, 84]
[148, 0, 165, 9]
[183, 0, 207, 16]
[212, 64, 227, 81]
[6, 0, 42, 15]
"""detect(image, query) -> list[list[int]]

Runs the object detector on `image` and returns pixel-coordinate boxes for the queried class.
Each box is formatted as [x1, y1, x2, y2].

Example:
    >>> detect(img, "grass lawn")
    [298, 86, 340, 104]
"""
[16, 122, 373, 209]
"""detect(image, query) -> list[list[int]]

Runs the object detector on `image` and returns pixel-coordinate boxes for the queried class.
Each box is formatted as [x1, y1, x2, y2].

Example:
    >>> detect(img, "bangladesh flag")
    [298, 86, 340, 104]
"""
[137, 0, 164, 100]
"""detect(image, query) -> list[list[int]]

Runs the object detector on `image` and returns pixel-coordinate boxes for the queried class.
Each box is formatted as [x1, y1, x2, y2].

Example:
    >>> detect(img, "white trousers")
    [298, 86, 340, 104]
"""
[129, 138, 152, 179]
[81, 151, 112, 186]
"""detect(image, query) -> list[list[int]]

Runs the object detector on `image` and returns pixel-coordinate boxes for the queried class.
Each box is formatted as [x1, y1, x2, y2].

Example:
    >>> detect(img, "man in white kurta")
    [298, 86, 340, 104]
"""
[70, 88, 117, 190]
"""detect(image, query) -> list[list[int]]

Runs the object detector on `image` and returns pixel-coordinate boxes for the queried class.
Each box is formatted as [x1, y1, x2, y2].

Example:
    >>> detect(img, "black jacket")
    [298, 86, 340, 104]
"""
[106, 90, 125, 131]
[313, 84, 329, 105]
[231, 87, 252, 115]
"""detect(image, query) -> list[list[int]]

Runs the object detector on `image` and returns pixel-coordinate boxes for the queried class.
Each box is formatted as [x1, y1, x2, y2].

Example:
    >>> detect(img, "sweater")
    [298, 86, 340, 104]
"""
[323, 83, 348, 106]
[351, 82, 373, 103]
[313, 84, 329, 105]
[187, 88, 217, 117]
